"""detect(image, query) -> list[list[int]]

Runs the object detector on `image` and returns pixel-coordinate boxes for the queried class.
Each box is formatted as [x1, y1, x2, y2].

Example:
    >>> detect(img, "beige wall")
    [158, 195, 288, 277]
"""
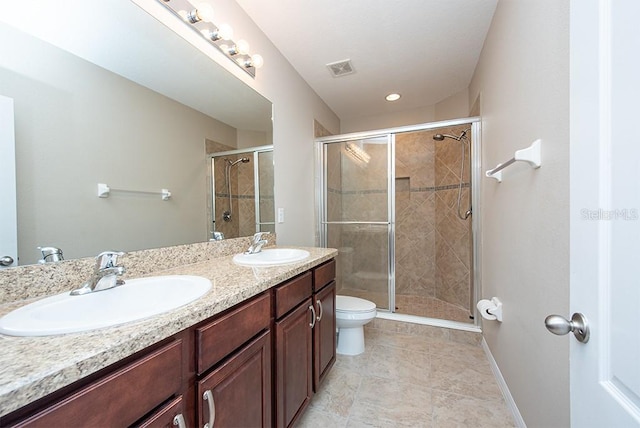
[205, 0, 340, 247]
[340, 105, 436, 134]
[469, 0, 570, 426]
[340, 88, 471, 134]
[434, 88, 470, 122]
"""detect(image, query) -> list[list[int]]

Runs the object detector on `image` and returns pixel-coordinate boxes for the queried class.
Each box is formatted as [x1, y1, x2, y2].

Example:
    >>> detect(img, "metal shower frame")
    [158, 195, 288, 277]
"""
[208, 145, 274, 237]
[315, 117, 482, 332]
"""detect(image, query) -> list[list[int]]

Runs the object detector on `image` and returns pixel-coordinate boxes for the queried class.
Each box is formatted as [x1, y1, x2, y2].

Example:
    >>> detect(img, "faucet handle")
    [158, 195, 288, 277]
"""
[252, 231, 270, 244]
[95, 251, 125, 270]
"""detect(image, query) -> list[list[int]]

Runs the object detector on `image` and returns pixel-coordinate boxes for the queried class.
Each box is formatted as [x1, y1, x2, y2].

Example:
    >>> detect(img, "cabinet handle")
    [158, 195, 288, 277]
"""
[309, 304, 317, 328]
[173, 414, 186, 428]
[316, 299, 323, 321]
[203, 389, 215, 428]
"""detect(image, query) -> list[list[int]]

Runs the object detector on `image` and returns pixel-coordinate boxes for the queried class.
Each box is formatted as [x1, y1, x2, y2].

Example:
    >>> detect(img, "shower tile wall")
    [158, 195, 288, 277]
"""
[395, 126, 472, 319]
[329, 127, 472, 322]
[213, 155, 256, 239]
[433, 126, 472, 312]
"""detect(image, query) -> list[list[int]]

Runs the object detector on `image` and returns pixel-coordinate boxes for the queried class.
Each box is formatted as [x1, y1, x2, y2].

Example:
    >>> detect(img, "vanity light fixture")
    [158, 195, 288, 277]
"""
[157, 0, 264, 78]
[385, 93, 401, 102]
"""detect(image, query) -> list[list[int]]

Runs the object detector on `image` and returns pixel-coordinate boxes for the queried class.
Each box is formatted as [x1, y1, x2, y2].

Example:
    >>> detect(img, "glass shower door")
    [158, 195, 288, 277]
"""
[320, 135, 393, 311]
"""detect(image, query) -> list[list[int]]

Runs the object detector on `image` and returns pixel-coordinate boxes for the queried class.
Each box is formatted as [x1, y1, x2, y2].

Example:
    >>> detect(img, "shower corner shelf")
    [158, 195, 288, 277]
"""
[485, 139, 541, 183]
[97, 183, 171, 200]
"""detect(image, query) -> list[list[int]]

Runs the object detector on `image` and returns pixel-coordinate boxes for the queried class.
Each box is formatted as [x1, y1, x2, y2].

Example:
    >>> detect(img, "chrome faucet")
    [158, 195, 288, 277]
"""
[245, 232, 270, 254]
[71, 251, 126, 295]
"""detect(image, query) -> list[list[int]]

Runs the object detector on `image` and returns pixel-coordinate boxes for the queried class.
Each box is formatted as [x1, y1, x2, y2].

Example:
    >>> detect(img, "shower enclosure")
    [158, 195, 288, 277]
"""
[209, 146, 275, 240]
[317, 118, 480, 327]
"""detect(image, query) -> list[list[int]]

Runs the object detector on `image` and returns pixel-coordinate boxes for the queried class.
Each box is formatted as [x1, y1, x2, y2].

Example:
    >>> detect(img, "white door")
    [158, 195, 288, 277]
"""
[570, 0, 640, 426]
[0, 95, 17, 268]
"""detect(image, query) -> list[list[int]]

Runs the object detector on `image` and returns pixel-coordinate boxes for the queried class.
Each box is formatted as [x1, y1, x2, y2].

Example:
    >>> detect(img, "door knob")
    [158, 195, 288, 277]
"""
[0, 256, 14, 267]
[544, 312, 590, 343]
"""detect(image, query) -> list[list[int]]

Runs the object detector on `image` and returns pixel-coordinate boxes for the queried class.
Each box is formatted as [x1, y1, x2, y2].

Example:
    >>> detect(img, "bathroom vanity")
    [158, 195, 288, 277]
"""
[0, 246, 337, 428]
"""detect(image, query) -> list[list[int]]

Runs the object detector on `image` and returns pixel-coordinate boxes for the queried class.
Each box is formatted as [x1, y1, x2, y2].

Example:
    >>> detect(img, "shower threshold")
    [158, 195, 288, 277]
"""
[376, 311, 481, 333]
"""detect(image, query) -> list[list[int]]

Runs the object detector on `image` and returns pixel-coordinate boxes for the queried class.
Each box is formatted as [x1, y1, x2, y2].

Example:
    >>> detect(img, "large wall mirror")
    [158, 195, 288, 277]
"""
[0, 1, 273, 266]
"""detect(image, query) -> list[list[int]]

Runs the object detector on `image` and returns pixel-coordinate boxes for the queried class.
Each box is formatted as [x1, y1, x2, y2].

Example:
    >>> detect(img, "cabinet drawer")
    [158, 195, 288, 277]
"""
[274, 272, 312, 319]
[313, 259, 335, 292]
[197, 330, 272, 428]
[196, 291, 271, 374]
[135, 395, 185, 428]
[16, 340, 183, 428]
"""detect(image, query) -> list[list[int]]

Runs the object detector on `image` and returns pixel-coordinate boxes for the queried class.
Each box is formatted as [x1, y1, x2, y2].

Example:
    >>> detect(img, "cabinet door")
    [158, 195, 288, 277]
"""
[197, 330, 272, 428]
[13, 340, 183, 428]
[313, 281, 336, 390]
[275, 298, 314, 428]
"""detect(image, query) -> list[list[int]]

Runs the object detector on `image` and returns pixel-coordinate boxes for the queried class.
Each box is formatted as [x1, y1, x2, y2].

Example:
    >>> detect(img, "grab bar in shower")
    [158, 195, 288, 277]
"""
[485, 139, 541, 183]
[97, 183, 171, 200]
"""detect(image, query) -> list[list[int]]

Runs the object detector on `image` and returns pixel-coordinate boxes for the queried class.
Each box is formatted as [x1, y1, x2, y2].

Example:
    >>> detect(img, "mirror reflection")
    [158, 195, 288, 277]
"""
[207, 145, 275, 240]
[0, 9, 273, 266]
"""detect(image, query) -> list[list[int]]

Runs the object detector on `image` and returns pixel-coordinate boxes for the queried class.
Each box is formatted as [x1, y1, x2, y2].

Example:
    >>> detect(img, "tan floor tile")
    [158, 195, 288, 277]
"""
[429, 356, 502, 401]
[302, 321, 513, 428]
[295, 406, 348, 428]
[432, 391, 515, 428]
[310, 365, 363, 417]
[350, 376, 433, 427]
[365, 328, 432, 353]
[365, 344, 431, 385]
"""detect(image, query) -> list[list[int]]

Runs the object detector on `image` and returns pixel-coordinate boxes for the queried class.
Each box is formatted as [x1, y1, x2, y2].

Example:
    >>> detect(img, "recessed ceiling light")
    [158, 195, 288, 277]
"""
[385, 93, 401, 102]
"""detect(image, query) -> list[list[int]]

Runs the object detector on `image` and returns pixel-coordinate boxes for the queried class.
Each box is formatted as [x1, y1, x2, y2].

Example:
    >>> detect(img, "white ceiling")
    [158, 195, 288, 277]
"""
[235, 0, 498, 121]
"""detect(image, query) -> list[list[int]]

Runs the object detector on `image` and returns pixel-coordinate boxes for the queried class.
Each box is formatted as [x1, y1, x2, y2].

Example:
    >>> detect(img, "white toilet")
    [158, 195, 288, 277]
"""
[335, 295, 377, 356]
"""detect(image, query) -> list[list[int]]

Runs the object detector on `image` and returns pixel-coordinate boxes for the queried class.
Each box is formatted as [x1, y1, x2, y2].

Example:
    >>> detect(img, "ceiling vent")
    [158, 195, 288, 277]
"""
[326, 59, 355, 77]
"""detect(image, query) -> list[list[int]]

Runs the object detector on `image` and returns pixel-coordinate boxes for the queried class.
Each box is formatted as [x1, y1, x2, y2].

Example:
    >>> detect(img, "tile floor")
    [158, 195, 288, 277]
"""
[295, 319, 515, 428]
[340, 288, 473, 324]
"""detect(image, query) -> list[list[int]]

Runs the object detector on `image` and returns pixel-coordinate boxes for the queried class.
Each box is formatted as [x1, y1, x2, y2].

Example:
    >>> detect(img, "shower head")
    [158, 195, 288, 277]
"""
[433, 130, 467, 142]
[226, 157, 251, 166]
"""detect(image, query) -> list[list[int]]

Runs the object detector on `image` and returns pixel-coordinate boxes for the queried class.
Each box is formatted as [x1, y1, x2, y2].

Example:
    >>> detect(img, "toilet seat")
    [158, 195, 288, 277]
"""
[336, 295, 376, 313]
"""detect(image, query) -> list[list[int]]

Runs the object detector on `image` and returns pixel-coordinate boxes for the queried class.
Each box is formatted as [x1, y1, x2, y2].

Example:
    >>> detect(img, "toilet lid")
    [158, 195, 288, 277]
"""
[336, 295, 376, 313]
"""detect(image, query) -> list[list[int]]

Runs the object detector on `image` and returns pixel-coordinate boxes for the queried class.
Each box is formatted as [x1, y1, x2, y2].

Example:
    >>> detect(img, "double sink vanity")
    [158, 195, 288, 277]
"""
[0, 239, 337, 427]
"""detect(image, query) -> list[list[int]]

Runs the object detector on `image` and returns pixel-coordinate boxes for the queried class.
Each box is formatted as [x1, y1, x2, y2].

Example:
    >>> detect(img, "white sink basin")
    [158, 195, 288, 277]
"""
[233, 248, 310, 266]
[0, 275, 211, 337]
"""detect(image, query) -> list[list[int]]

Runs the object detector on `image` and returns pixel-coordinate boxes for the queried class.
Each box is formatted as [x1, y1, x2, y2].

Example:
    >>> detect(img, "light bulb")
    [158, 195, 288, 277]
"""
[251, 54, 264, 69]
[196, 3, 214, 22]
[385, 93, 401, 102]
[236, 39, 250, 55]
[218, 23, 233, 40]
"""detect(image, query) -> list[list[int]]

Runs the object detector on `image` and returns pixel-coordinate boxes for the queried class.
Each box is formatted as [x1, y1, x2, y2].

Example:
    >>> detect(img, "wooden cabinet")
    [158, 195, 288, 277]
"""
[2, 259, 336, 428]
[313, 280, 336, 389]
[197, 330, 272, 428]
[136, 395, 186, 428]
[274, 260, 337, 428]
[275, 296, 314, 428]
[11, 340, 185, 428]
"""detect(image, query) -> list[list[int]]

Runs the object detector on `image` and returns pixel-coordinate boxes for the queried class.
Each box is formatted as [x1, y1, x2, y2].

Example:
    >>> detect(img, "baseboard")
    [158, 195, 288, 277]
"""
[481, 338, 527, 427]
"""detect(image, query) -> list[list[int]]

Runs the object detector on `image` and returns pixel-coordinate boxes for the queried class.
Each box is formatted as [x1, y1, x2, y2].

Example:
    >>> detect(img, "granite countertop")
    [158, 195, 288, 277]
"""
[0, 246, 337, 417]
